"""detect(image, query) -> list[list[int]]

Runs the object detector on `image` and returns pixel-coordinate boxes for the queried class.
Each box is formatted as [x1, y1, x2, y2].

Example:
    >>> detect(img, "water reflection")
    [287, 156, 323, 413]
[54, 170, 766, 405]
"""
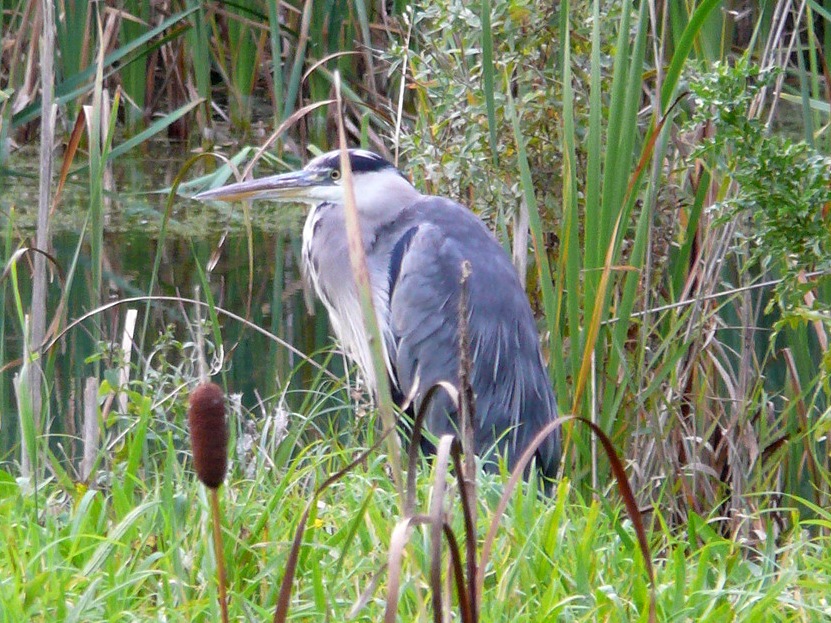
[0, 147, 346, 462]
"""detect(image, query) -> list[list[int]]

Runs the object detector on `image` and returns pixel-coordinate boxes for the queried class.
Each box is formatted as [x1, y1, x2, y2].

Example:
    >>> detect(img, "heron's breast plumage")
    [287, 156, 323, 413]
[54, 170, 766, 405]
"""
[301, 200, 399, 390]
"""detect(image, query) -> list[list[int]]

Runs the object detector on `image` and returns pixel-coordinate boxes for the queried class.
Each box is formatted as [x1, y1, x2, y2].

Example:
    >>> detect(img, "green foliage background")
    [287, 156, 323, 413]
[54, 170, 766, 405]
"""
[1, 0, 831, 620]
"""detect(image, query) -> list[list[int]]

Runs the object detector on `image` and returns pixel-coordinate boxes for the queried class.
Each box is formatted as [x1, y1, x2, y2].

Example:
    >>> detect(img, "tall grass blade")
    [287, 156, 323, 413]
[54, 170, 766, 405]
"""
[583, 0, 602, 276]
[507, 93, 557, 376]
[282, 0, 313, 121]
[660, 0, 721, 110]
[122, 392, 151, 504]
[14, 342, 37, 490]
[593, 0, 632, 264]
[85, 18, 105, 315]
[0, 217, 12, 447]
[267, 0, 284, 128]
[119, 0, 150, 131]
[556, 0, 581, 407]
[53, 0, 89, 114]
[105, 99, 203, 163]
[186, 0, 211, 131]
[480, 0, 497, 164]
[333, 71, 402, 493]
[227, 0, 259, 125]
[52, 111, 86, 210]
[352, 0, 375, 98]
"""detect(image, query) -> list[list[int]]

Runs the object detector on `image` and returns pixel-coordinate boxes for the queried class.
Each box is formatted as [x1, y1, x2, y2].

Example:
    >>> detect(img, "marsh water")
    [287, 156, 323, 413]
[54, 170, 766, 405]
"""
[0, 142, 344, 462]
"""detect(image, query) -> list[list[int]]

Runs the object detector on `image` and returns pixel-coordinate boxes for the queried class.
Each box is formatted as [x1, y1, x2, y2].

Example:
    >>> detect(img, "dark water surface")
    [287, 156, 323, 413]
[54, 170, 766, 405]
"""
[0, 143, 344, 463]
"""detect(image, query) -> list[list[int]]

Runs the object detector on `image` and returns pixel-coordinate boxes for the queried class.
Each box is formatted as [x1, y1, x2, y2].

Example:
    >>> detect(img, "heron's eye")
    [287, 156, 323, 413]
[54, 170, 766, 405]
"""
[330, 169, 341, 181]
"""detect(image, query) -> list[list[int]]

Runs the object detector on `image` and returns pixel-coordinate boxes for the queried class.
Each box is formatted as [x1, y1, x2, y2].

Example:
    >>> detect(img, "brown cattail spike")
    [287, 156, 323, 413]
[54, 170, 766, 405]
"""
[188, 382, 229, 489]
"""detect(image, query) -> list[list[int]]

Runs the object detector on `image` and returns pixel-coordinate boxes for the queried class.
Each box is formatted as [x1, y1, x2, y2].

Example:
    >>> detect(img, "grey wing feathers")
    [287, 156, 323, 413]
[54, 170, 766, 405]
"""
[388, 196, 561, 479]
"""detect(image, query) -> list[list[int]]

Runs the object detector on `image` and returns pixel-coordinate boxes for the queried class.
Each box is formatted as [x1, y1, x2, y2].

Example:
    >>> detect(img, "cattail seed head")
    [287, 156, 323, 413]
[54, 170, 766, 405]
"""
[188, 382, 228, 489]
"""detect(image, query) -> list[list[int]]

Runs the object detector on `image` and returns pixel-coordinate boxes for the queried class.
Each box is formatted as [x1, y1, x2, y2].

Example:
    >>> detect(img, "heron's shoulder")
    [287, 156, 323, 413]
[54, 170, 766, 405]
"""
[396, 196, 515, 283]
[404, 196, 494, 236]
[408, 194, 469, 212]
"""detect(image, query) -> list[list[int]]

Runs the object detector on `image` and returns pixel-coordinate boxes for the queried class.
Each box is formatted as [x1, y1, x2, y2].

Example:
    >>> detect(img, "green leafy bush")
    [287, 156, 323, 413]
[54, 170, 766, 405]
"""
[689, 58, 831, 324]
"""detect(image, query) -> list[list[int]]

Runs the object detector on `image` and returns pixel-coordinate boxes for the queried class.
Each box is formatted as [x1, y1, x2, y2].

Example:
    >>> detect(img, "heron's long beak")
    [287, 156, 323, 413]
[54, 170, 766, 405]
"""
[194, 169, 325, 203]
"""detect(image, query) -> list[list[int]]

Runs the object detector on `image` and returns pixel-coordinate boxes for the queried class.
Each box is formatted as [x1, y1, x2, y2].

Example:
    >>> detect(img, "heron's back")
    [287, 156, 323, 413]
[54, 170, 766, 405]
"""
[385, 196, 561, 479]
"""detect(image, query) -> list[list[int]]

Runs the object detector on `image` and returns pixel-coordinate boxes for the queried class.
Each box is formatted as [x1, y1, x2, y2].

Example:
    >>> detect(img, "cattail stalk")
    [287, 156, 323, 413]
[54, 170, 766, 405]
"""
[209, 487, 229, 623]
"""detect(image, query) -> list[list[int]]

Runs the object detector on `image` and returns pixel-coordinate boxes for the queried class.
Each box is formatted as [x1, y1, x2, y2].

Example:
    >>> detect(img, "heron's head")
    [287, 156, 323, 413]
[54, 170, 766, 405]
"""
[194, 149, 419, 210]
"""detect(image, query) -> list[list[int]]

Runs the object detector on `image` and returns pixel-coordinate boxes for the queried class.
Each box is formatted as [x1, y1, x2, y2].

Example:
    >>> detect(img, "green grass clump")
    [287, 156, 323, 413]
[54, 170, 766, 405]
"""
[0, 409, 829, 622]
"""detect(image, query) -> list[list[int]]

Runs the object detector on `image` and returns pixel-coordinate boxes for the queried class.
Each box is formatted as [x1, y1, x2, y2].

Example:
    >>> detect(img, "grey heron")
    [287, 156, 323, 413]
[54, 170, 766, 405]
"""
[195, 149, 561, 481]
